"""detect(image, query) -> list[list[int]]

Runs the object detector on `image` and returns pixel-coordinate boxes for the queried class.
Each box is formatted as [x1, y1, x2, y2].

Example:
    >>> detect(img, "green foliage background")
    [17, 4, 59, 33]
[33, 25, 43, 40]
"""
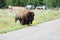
[0, 0, 60, 8]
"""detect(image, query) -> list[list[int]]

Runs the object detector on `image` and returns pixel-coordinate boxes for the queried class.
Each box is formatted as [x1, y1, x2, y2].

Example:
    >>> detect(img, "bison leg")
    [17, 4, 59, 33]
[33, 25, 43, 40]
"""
[26, 20, 30, 25]
[21, 19, 25, 25]
[19, 18, 22, 23]
[27, 22, 30, 25]
[30, 18, 34, 24]
[15, 17, 18, 22]
[31, 21, 32, 24]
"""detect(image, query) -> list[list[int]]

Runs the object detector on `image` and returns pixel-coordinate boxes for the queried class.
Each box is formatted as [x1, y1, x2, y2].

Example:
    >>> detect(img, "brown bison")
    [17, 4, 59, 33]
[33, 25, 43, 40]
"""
[15, 10, 34, 25]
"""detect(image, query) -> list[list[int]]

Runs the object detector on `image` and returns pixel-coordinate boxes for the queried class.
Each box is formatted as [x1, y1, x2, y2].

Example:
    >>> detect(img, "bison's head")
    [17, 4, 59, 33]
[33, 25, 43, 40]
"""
[27, 11, 35, 22]
[27, 12, 34, 18]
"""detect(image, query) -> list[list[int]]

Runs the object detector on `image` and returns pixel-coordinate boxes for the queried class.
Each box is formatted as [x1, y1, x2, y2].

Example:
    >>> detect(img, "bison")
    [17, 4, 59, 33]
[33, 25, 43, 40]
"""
[15, 10, 34, 25]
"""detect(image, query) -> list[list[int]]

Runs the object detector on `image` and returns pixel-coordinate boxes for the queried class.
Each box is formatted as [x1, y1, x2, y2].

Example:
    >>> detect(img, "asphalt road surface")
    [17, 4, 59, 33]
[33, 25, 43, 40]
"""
[0, 18, 60, 40]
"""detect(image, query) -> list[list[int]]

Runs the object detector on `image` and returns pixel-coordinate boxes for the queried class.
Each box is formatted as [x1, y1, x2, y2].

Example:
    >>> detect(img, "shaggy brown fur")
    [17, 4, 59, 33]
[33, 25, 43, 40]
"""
[15, 10, 34, 25]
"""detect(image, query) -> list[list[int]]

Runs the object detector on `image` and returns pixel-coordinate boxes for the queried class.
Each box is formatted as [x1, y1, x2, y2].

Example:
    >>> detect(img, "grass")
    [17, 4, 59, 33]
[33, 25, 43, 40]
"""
[0, 9, 60, 34]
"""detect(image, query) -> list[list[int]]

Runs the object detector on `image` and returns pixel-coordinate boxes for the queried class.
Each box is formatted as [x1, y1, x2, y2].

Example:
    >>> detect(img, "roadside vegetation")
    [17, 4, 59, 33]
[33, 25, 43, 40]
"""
[0, 9, 60, 34]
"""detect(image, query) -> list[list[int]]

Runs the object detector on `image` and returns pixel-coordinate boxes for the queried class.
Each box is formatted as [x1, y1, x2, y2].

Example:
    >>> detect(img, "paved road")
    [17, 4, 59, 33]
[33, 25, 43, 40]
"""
[0, 18, 60, 40]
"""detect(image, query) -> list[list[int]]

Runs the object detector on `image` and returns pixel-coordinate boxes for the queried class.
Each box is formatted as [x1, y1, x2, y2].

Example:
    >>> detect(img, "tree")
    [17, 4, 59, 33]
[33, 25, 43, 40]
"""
[6, 0, 13, 6]
[27, 0, 39, 6]
[43, 0, 60, 8]
[1, 0, 60, 8]
[39, 0, 44, 5]
[56, 0, 60, 7]
[0, 0, 6, 8]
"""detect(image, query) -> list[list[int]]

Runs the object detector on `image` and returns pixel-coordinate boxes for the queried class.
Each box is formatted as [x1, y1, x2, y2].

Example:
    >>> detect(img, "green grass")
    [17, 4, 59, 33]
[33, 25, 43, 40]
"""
[0, 9, 60, 34]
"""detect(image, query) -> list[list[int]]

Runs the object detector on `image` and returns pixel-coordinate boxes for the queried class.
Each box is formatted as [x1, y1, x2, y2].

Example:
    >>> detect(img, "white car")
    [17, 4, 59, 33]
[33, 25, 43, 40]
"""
[25, 5, 35, 10]
[36, 5, 47, 10]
